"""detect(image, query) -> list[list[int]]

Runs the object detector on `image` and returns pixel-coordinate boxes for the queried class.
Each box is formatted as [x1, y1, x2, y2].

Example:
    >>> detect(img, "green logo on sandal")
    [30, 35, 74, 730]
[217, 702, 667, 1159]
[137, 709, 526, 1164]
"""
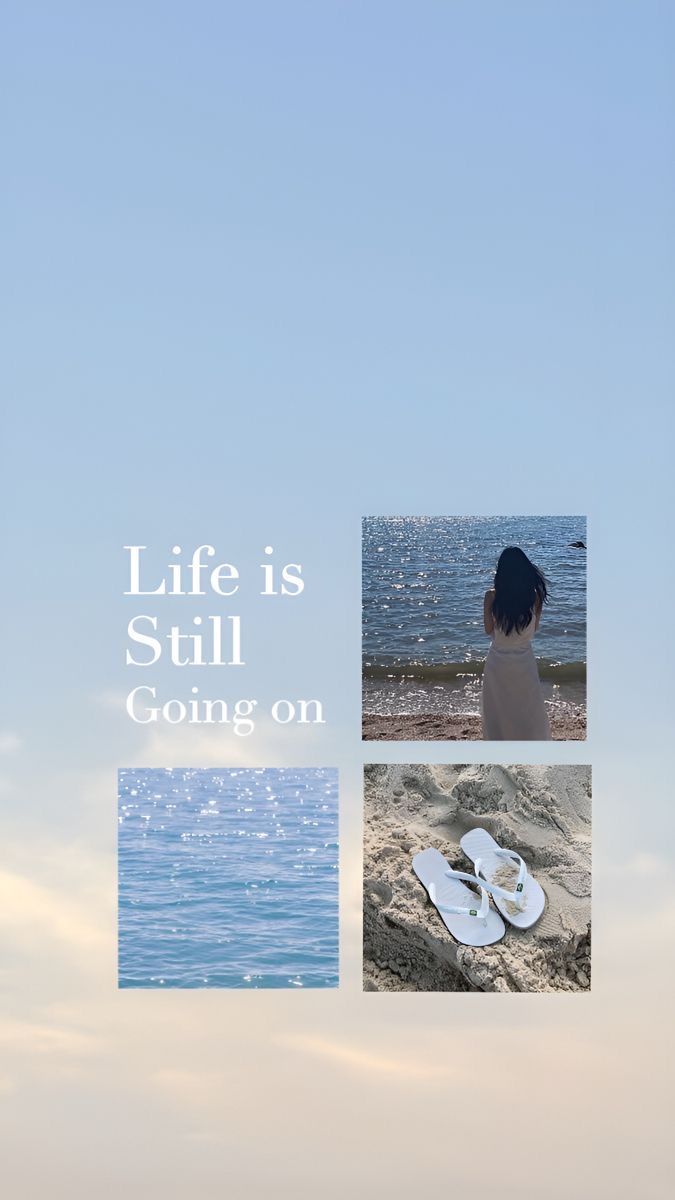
[516, 883, 524, 892]
[469, 909, 477, 916]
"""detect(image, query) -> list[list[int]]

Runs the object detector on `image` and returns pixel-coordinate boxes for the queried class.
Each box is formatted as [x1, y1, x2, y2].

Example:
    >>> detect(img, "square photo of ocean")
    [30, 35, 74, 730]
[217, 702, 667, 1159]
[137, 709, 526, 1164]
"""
[118, 767, 339, 988]
[363, 515, 586, 740]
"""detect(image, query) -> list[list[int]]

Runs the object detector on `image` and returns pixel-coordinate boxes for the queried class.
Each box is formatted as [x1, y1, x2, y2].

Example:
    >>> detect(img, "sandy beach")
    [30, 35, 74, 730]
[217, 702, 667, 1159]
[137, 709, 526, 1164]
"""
[363, 707, 586, 741]
[363, 762, 591, 993]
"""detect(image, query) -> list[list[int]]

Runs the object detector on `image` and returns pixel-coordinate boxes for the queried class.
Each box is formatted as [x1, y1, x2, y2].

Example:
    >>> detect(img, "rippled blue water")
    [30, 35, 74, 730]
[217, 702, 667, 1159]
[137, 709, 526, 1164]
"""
[118, 767, 338, 989]
[362, 515, 586, 716]
[363, 515, 586, 665]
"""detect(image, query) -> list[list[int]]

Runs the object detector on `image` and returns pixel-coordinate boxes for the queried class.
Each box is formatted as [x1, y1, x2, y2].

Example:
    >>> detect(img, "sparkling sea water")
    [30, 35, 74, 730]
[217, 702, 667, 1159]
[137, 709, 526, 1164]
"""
[363, 515, 586, 716]
[118, 767, 339, 988]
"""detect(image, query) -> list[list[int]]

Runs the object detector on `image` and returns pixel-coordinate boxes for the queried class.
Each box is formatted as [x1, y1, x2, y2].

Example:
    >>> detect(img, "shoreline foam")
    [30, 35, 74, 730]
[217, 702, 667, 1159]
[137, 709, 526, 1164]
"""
[363, 658, 587, 682]
[362, 669, 586, 727]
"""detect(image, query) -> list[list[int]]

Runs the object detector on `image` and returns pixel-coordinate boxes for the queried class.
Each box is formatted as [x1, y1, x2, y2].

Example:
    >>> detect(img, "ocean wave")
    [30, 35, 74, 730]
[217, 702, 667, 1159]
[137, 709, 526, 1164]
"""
[363, 658, 587, 683]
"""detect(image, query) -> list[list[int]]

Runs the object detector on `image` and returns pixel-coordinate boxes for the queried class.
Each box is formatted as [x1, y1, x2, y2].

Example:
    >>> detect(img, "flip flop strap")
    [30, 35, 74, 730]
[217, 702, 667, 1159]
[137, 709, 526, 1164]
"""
[429, 870, 490, 924]
[475, 848, 528, 908]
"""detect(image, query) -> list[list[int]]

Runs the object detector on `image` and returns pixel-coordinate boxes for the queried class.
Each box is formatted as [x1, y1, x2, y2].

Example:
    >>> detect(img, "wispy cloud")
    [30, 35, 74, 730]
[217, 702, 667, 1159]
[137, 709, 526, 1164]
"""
[0, 869, 109, 953]
[0, 732, 22, 754]
[276, 1032, 453, 1080]
[151, 1068, 227, 1105]
[0, 1017, 103, 1058]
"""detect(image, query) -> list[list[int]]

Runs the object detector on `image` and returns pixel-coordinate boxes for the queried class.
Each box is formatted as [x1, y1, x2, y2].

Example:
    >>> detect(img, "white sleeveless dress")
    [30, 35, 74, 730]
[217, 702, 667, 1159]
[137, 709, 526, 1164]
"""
[481, 615, 551, 740]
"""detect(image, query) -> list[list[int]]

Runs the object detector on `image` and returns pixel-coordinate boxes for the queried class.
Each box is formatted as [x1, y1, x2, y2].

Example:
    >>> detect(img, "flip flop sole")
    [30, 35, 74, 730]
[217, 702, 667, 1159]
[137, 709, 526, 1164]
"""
[412, 848, 505, 947]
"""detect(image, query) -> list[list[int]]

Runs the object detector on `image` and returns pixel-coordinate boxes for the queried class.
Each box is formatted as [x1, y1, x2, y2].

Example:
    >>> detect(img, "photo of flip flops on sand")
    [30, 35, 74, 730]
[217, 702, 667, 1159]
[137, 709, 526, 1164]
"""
[363, 763, 591, 993]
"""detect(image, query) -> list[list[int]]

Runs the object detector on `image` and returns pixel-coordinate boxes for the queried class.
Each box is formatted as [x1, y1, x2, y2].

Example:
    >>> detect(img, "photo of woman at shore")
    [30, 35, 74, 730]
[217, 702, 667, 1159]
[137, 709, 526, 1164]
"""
[481, 547, 550, 740]
[362, 515, 586, 742]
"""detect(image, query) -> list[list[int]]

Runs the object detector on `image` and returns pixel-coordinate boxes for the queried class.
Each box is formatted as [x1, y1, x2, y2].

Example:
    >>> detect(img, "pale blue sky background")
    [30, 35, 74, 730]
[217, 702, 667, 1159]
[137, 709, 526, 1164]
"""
[2, 4, 674, 1197]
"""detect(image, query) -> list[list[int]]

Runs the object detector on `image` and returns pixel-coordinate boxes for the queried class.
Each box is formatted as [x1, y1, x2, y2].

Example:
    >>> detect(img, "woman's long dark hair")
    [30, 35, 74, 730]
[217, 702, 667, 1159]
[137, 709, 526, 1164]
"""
[492, 546, 549, 635]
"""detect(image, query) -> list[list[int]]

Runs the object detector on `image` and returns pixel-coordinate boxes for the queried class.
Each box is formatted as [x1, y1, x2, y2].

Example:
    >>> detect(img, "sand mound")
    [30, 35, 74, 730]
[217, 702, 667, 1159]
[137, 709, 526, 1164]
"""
[363, 763, 591, 993]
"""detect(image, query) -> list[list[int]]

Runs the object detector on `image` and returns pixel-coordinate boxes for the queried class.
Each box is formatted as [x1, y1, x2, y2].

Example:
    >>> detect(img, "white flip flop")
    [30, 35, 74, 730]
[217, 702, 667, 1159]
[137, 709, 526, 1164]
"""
[459, 828, 545, 929]
[412, 847, 505, 947]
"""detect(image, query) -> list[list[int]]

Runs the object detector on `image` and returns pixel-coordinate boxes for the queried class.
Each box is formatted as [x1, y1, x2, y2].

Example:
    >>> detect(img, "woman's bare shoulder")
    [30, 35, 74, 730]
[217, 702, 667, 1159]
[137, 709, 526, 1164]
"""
[484, 588, 495, 600]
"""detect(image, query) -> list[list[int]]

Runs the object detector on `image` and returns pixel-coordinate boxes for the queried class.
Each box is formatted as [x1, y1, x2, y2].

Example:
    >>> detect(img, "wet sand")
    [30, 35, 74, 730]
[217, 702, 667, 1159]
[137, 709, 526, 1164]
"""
[363, 708, 586, 741]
